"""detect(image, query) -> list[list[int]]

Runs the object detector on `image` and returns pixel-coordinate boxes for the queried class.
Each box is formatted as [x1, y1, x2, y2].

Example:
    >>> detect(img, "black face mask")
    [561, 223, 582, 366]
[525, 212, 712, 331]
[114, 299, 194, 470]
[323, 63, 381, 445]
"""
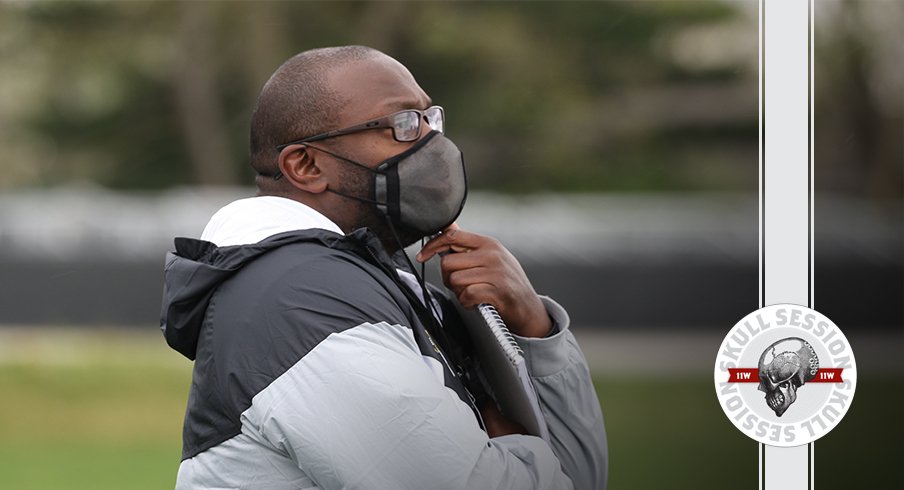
[319, 131, 468, 241]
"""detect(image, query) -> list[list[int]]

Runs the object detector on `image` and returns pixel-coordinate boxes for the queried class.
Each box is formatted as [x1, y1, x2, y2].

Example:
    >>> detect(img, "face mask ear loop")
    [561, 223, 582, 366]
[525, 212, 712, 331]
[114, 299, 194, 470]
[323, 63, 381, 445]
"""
[325, 186, 384, 206]
[420, 237, 427, 287]
[419, 237, 430, 313]
[383, 218, 443, 324]
[383, 216, 467, 386]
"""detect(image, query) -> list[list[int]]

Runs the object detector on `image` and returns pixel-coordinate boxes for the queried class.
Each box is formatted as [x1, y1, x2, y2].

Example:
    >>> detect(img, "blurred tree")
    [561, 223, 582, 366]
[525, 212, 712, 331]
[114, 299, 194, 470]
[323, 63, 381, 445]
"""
[2, 0, 895, 200]
[171, 1, 237, 186]
[814, 0, 903, 200]
[0, 1, 756, 192]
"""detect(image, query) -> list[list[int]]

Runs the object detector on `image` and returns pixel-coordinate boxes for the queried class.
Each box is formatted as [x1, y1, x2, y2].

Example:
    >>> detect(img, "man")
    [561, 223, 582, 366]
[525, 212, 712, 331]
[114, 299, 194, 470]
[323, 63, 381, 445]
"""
[161, 45, 607, 489]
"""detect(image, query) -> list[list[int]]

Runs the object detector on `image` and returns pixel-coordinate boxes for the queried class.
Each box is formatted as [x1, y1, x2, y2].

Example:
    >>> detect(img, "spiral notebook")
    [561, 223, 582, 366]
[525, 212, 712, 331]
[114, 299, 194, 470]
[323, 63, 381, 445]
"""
[454, 302, 550, 442]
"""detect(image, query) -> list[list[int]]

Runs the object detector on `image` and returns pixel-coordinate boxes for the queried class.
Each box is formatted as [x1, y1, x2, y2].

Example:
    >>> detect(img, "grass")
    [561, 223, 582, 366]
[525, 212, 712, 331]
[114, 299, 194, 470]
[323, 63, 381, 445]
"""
[0, 329, 188, 489]
[599, 376, 904, 489]
[0, 365, 188, 489]
[0, 330, 900, 489]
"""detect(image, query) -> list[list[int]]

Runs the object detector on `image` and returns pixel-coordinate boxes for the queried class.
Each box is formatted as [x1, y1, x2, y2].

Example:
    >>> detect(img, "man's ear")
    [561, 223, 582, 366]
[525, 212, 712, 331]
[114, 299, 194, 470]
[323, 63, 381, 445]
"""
[277, 145, 328, 193]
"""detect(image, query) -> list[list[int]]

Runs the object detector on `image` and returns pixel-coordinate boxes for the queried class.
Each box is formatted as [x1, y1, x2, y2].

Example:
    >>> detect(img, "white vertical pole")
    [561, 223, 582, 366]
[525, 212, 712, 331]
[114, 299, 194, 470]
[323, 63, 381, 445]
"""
[760, 0, 813, 488]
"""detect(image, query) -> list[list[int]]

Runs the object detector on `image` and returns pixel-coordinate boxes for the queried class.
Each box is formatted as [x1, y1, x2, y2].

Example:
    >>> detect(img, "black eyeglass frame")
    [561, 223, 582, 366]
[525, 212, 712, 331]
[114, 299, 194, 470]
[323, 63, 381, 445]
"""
[275, 105, 444, 150]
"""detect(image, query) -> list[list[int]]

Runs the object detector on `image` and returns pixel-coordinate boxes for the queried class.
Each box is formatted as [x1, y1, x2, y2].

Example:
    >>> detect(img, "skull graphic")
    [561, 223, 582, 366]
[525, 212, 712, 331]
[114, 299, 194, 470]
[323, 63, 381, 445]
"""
[757, 337, 819, 417]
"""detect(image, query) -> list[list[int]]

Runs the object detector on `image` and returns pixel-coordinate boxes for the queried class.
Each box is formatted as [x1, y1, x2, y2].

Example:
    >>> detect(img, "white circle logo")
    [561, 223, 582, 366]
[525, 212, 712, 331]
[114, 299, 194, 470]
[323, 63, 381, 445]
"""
[713, 304, 857, 447]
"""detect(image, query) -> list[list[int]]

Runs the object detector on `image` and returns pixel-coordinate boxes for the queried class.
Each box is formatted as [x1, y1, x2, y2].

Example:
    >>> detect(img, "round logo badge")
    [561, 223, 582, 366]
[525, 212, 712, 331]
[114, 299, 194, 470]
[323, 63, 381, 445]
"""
[713, 304, 857, 447]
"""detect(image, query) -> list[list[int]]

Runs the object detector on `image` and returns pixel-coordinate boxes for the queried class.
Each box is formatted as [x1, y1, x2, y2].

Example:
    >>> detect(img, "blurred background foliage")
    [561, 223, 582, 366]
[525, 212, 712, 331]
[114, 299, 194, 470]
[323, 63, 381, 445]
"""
[0, 0, 896, 198]
[0, 2, 901, 489]
[1, 0, 900, 198]
[0, 0, 745, 191]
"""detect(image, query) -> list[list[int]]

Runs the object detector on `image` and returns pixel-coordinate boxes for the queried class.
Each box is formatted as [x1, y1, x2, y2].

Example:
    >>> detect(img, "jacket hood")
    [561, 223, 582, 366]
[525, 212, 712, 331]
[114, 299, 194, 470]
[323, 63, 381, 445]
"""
[160, 232, 332, 360]
[160, 197, 351, 360]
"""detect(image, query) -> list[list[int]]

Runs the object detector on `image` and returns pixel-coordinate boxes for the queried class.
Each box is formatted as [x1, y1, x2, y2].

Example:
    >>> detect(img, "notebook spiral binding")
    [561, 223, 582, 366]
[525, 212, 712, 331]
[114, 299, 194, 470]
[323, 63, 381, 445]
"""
[477, 303, 524, 364]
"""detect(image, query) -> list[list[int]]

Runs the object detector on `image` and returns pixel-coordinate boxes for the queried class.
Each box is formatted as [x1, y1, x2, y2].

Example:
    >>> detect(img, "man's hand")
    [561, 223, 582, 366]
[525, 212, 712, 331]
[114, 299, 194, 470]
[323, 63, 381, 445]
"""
[416, 224, 553, 338]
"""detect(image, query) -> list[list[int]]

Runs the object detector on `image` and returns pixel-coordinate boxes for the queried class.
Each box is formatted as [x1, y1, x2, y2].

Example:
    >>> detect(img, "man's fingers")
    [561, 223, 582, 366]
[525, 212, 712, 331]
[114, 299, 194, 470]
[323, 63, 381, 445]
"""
[457, 283, 497, 309]
[447, 267, 491, 291]
[415, 225, 462, 262]
[441, 251, 506, 297]
[439, 250, 489, 271]
[416, 226, 492, 263]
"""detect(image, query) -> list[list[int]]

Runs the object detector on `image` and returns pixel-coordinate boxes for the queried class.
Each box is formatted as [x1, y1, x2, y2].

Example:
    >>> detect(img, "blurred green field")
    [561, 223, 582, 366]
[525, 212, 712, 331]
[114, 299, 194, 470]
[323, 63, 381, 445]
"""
[0, 329, 900, 489]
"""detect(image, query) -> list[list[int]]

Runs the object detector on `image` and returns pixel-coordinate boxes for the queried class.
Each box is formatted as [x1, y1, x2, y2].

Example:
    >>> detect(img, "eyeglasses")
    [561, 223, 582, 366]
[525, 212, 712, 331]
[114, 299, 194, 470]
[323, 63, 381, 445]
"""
[276, 105, 445, 150]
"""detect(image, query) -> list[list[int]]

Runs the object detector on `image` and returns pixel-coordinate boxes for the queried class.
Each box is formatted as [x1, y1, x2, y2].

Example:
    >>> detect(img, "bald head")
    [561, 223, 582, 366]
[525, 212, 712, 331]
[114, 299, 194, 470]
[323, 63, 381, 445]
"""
[249, 46, 383, 188]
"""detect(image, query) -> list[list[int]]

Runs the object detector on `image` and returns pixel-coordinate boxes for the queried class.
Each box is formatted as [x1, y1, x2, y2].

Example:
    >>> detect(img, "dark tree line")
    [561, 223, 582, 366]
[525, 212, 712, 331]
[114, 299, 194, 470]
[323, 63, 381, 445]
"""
[0, 1, 898, 199]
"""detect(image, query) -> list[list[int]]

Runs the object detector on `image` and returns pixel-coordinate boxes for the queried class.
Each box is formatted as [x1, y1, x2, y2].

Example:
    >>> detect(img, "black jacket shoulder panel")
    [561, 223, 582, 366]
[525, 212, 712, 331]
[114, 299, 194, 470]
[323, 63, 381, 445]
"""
[165, 229, 430, 458]
[160, 230, 353, 360]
